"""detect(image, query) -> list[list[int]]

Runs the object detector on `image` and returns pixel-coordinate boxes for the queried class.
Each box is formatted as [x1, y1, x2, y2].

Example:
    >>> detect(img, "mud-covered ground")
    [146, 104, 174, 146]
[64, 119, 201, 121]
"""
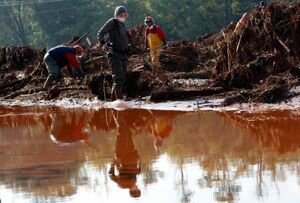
[1, 2, 300, 106]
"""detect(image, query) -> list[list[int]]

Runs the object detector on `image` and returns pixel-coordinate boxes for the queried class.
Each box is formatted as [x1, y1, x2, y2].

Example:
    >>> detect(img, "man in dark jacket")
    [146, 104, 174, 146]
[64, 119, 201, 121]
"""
[97, 6, 129, 100]
[43, 45, 84, 88]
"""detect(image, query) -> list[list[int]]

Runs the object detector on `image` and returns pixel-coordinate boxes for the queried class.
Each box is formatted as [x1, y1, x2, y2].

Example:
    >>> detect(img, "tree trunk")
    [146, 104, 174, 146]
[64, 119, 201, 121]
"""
[6, 2, 28, 45]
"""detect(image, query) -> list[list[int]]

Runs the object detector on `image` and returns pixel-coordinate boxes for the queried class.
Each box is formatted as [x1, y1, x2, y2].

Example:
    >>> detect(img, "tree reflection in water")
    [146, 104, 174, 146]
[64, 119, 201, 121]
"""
[0, 107, 300, 202]
[220, 110, 300, 200]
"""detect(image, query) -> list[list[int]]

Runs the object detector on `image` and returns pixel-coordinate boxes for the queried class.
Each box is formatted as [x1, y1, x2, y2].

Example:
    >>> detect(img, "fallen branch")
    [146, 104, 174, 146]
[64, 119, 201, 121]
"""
[4, 86, 88, 99]
[236, 29, 245, 53]
[150, 87, 224, 102]
[221, 29, 232, 72]
[0, 63, 41, 94]
[4, 87, 45, 99]
[274, 33, 290, 53]
[0, 75, 32, 90]
[84, 56, 106, 64]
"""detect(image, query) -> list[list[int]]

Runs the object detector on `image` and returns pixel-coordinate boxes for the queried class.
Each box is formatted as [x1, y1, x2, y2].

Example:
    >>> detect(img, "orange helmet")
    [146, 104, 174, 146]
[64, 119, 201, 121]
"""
[154, 121, 172, 139]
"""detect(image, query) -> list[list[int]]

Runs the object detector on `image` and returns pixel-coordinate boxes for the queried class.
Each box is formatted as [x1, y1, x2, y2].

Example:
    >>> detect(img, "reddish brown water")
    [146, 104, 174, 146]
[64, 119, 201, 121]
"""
[0, 107, 300, 203]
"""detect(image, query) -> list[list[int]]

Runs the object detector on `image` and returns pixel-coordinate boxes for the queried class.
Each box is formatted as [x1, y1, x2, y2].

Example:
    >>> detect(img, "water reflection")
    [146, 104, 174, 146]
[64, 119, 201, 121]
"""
[219, 110, 300, 200]
[0, 107, 300, 202]
[49, 110, 90, 145]
[221, 110, 300, 154]
[106, 109, 179, 198]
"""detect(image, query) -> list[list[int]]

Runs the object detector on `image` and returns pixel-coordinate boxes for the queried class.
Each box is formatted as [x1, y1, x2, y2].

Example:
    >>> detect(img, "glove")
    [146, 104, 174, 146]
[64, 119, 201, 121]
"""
[69, 69, 77, 78]
[69, 67, 84, 78]
[78, 67, 85, 77]
[163, 41, 168, 47]
[67, 67, 75, 77]
[96, 41, 105, 51]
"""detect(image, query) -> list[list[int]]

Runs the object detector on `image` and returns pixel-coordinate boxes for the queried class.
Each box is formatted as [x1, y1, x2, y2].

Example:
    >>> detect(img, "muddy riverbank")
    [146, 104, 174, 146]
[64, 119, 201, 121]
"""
[1, 2, 300, 107]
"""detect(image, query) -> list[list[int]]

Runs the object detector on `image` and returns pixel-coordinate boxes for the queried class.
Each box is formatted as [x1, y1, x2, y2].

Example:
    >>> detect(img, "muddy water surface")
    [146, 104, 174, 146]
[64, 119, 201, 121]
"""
[0, 107, 300, 203]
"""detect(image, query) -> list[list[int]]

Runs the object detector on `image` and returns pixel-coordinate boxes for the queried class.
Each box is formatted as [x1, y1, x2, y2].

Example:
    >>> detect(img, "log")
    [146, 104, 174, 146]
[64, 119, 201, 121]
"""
[0, 75, 32, 90]
[4, 86, 87, 99]
[0, 63, 41, 95]
[84, 56, 106, 64]
[4, 87, 45, 99]
[150, 87, 224, 102]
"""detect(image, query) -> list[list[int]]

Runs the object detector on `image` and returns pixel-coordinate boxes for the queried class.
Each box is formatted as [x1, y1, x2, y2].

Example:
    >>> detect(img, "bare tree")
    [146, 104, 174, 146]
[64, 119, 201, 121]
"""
[1, 0, 29, 45]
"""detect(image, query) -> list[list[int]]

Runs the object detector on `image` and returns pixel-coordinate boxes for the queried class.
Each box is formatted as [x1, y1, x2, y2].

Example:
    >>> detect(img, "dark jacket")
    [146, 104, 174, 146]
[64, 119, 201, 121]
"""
[48, 45, 78, 68]
[97, 18, 129, 53]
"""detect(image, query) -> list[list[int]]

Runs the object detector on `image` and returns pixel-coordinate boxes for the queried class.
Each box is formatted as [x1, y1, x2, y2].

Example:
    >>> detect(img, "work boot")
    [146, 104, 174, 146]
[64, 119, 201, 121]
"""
[111, 88, 117, 101]
[111, 86, 123, 101]
[44, 76, 54, 88]
[115, 88, 123, 100]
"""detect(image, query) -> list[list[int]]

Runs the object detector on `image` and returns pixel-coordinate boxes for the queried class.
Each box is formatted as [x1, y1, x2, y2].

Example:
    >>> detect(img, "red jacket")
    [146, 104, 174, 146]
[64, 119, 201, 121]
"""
[145, 25, 166, 41]
[65, 53, 80, 70]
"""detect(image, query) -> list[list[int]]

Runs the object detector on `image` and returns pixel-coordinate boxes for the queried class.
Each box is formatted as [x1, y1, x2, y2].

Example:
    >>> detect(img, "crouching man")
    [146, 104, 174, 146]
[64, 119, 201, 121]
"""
[43, 45, 84, 88]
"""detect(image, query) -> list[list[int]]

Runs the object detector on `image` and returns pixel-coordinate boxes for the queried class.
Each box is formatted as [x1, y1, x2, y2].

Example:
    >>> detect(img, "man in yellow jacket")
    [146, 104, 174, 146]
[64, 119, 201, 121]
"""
[144, 16, 167, 69]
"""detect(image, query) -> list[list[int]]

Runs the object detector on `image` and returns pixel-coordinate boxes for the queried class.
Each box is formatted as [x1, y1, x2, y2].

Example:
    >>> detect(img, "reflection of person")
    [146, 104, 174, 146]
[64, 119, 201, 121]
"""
[109, 110, 141, 198]
[49, 111, 90, 144]
[151, 117, 173, 151]
[142, 110, 174, 152]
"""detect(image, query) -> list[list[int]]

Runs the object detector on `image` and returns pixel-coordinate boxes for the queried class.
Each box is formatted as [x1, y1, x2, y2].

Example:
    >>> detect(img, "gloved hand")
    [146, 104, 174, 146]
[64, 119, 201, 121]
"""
[78, 67, 85, 77]
[96, 41, 105, 50]
[69, 67, 85, 78]
[67, 67, 75, 77]
[163, 40, 168, 47]
[69, 69, 77, 78]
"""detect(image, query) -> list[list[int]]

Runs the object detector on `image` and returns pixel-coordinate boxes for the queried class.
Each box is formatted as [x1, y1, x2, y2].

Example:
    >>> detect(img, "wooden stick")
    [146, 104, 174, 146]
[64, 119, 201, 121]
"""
[84, 56, 106, 64]
[150, 87, 224, 102]
[221, 29, 231, 72]
[275, 33, 290, 53]
[236, 29, 245, 53]
[71, 32, 89, 46]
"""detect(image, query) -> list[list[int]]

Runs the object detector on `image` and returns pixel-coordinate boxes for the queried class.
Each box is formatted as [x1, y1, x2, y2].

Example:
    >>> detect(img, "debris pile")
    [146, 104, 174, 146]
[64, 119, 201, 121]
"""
[1, 2, 300, 105]
[206, 2, 300, 104]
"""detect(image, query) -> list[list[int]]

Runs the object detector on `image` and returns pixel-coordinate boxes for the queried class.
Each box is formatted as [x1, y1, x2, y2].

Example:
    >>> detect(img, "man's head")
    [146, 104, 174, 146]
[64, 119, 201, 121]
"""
[70, 36, 81, 45]
[129, 185, 141, 198]
[144, 16, 154, 26]
[73, 45, 84, 55]
[114, 6, 128, 23]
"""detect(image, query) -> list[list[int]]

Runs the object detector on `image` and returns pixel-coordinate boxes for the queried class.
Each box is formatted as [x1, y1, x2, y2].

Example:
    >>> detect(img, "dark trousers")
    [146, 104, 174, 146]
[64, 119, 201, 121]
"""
[109, 52, 128, 92]
[44, 53, 60, 80]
